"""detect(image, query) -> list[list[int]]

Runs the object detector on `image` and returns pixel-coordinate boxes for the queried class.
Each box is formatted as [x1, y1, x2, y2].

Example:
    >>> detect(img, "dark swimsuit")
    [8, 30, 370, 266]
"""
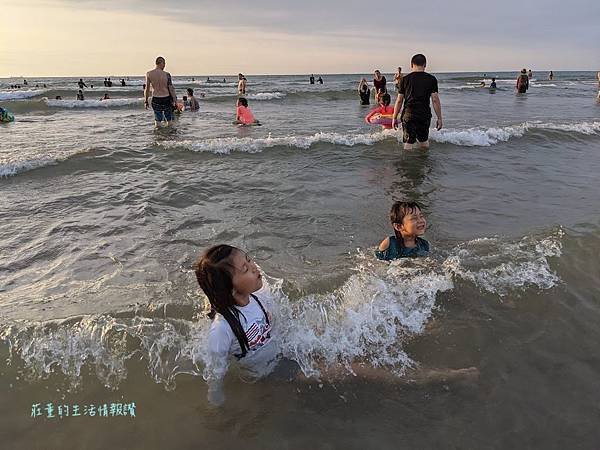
[151, 96, 172, 111]
[360, 87, 370, 105]
[375, 236, 430, 261]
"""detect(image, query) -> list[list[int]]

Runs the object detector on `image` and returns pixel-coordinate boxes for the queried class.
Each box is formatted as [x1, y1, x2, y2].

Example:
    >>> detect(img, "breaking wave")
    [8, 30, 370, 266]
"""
[44, 98, 143, 108]
[0, 89, 48, 100]
[0, 228, 562, 389]
[160, 121, 600, 155]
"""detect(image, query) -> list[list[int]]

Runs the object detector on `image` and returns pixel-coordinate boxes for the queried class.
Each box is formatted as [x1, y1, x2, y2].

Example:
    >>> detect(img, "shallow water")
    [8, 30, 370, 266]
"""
[1, 71, 600, 449]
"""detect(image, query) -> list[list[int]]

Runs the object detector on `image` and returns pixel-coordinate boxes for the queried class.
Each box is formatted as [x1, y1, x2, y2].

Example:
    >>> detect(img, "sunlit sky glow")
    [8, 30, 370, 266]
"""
[1, 0, 599, 77]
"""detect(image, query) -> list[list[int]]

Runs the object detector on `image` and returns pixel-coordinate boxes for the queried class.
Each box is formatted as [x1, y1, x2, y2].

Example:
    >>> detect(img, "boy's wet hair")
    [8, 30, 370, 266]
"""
[390, 201, 423, 237]
[238, 97, 248, 107]
[381, 93, 391, 106]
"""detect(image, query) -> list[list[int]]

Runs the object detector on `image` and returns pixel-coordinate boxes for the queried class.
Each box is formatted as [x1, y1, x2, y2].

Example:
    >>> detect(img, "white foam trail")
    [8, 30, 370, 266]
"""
[0, 89, 47, 100]
[0, 229, 564, 388]
[245, 92, 286, 100]
[442, 229, 563, 296]
[121, 80, 144, 86]
[163, 130, 394, 154]
[0, 146, 94, 177]
[0, 158, 58, 178]
[431, 121, 600, 146]
[270, 263, 453, 377]
[44, 98, 143, 108]
[431, 126, 526, 146]
[162, 121, 600, 154]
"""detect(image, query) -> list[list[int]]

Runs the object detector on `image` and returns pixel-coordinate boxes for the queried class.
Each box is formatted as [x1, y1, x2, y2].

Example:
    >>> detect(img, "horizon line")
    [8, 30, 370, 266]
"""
[1, 69, 596, 79]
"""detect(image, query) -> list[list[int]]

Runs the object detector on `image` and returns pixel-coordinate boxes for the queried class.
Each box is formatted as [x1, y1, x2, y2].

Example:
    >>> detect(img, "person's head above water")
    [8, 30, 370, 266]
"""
[411, 54, 427, 69]
[237, 97, 248, 108]
[380, 93, 391, 106]
[390, 201, 427, 240]
[193, 244, 263, 356]
[187, 88, 194, 96]
[155, 56, 166, 69]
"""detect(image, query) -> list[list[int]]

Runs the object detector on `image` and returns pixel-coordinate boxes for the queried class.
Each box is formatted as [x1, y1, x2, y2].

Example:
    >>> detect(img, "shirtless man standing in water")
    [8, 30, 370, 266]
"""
[238, 73, 247, 95]
[144, 56, 177, 127]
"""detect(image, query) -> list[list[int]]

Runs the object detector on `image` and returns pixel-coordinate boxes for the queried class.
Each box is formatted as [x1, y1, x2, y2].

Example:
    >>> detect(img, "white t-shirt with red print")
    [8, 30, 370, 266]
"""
[204, 291, 279, 404]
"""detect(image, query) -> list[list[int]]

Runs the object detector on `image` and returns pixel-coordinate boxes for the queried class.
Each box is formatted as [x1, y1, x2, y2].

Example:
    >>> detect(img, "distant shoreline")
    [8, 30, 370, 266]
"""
[1, 70, 597, 80]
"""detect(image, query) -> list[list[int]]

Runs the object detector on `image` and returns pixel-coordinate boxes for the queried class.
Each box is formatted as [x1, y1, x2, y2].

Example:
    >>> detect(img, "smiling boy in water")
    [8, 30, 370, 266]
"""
[376, 201, 429, 261]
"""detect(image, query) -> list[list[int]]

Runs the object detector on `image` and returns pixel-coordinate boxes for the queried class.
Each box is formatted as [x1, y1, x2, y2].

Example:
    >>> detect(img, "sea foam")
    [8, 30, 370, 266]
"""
[161, 121, 600, 155]
[0, 229, 563, 388]
[44, 98, 143, 108]
[0, 89, 48, 100]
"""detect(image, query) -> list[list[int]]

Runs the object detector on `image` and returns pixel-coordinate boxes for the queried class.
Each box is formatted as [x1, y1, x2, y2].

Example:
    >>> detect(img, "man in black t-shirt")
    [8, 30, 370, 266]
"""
[392, 54, 443, 150]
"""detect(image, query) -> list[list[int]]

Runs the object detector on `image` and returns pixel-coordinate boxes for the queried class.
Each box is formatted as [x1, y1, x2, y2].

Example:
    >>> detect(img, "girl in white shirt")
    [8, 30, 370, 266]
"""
[193, 245, 480, 405]
[193, 244, 279, 405]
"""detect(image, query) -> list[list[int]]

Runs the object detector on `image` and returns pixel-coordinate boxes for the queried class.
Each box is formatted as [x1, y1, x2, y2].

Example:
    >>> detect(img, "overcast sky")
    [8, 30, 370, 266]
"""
[1, 0, 599, 76]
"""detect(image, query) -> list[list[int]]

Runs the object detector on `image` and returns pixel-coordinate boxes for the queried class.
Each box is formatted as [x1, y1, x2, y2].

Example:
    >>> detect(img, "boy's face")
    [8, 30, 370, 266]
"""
[393, 207, 427, 237]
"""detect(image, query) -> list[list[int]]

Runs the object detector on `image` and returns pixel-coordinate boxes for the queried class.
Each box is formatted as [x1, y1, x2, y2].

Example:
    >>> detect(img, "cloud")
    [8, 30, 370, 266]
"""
[59, 0, 600, 51]
[6, 0, 600, 75]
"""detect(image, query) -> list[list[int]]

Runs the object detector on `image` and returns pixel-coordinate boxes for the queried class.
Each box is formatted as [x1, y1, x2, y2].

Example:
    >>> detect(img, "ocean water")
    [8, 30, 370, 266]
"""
[1, 71, 600, 449]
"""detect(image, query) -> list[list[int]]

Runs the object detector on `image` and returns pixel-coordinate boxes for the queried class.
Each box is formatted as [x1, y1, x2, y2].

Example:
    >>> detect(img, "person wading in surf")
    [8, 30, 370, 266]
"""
[144, 56, 178, 127]
[392, 53, 443, 150]
[516, 69, 529, 94]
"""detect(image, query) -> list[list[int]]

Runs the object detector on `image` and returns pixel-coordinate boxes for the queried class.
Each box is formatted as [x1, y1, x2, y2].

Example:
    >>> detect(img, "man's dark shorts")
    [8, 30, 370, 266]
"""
[402, 118, 431, 144]
[151, 96, 174, 122]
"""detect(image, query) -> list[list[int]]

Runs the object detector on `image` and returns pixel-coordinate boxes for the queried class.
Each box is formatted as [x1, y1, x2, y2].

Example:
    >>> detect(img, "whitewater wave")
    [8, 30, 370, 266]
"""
[161, 121, 600, 154]
[443, 229, 563, 296]
[246, 92, 286, 100]
[0, 146, 96, 178]
[0, 228, 562, 389]
[0, 89, 48, 100]
[432, 121, 600, 146]
[3, 121, 599, 178]
[44, 97, 143, 108]
[202, 91, 286, 102]
[161, 130, 394, 154]
[0, 157, 59, 178]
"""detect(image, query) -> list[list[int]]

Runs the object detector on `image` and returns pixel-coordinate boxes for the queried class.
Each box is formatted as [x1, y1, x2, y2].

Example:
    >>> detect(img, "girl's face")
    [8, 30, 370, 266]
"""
[230, 250, 262, 295]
